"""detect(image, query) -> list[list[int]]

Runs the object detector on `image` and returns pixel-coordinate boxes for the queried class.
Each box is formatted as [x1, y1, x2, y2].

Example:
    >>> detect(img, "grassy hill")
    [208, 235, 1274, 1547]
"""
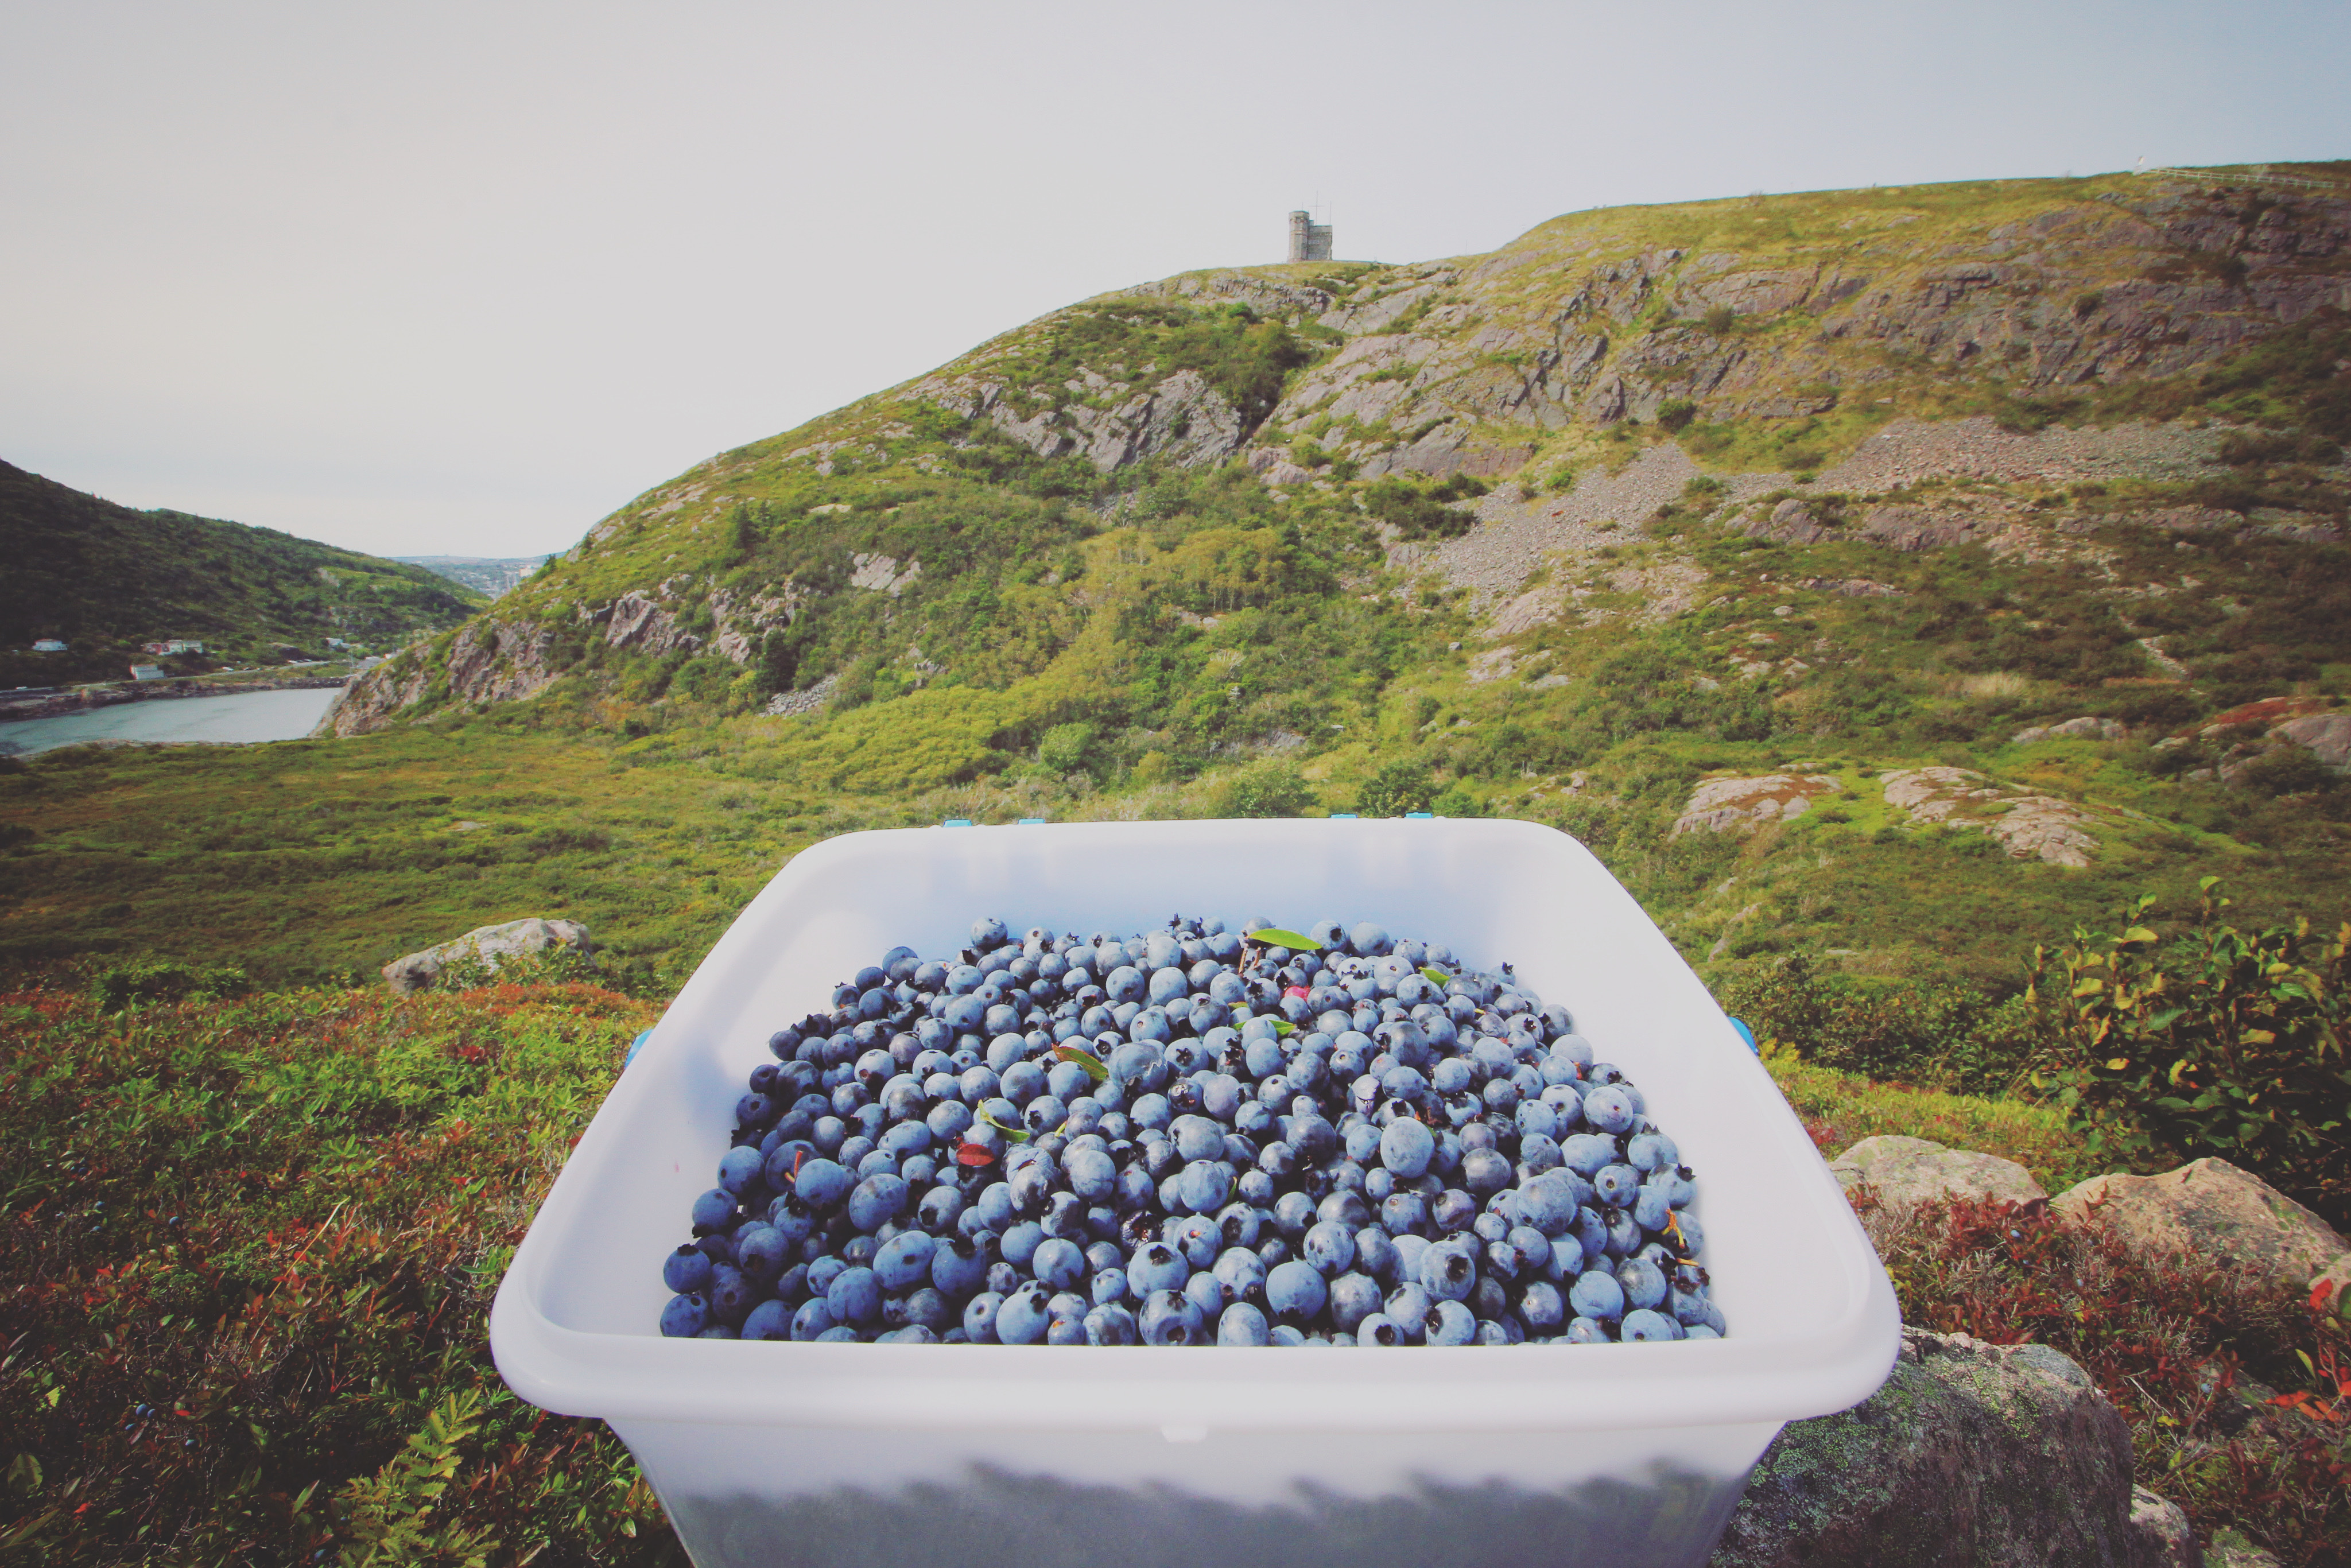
[3, 165, 2348, 1016]
[0, 461, 485, 688]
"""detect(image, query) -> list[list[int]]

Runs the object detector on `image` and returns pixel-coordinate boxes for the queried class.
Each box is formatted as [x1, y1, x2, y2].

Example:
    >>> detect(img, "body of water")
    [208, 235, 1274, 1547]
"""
[0, 686, 342, 755]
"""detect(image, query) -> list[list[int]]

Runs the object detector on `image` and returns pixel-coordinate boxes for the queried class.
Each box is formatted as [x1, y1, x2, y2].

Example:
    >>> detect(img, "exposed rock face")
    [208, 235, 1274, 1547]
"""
[924, 368, 1246, 473]
[849, 553, 921, 596]
[1735, 498, 1832, 545]
[1672, 774, 1841, 835]
[761, 672, 838, 718]
[2271, 711, 2351, 769]
[602, 591, 700, 655]
[1252, 178, 2351, 484]
[1881, 766, 2101, 867]
[1856, 503, 2019, 552]
[1710, 1326, 2176, 1568]
[2053, 1158, 2350, 1303]
[381, 917, 592, 994]
[2015, 716, 2127, 744]
[708, 586, 797, 665]
[2181, 698, 2351, 785]
[324, 618, 563, 737]
[1830, 1135, 2050, 1211]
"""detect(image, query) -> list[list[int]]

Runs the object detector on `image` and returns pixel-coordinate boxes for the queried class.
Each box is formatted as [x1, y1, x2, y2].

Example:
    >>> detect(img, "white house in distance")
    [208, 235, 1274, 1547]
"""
[32, 639, 66, 653]
[128, 663, 166, 681]
[141, 639, 205, 655]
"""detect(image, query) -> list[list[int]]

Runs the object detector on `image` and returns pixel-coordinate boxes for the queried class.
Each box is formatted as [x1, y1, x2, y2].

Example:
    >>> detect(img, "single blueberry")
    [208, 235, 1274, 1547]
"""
[790, 1297, 839, 1341]
[1592, 1162, 1641, 1206]
[690, 1188, 738, 1230]
[1136, 1289, 1204, 1346]
[1182, 1268, 1227, 1321]
[826, 1266, 882, 1326]
[659, 1293, 710, 1337]
[1032, 1237, 1087, 1292]
[663, 1244, 715, 1295]
[741, 1299, 793, 1341]
[1379, 1118, 1436, 1179]
[1424, 1298, 1476, 1346]
[1582, 1085, 1636, 1136]
[1217, 1302, 1272, 1346]
[1128, 1241, 1189, 1296]
[1518, 1279, 1566, 1332]
[1085, 1303, 1141, 1345]
[794, 1158, 853, 1211]
[1615, 1255, 1670, 1311]
[1302, 1220, 1357, 1276]
[960, 1291, 1003, 1343]
[845, 1173, 909, 1233]
[735, 1224, 790, 1283]
[1328, 1271, 1383, 1333]
[708, 1266, 756, 1326]
[1569, 1269, 1626, 1323]
[1265, 1259, 1328, 1322]
[872, 1230, 936, 1291]
[1620, 1308, 1682, 1342]
[995, 1282, 1053, 1345]
[1418, 1243, 1477, 1303]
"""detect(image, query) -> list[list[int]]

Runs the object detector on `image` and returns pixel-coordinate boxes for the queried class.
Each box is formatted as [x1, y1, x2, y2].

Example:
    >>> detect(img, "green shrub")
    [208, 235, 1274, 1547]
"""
[2029, 882, 2350, 1226]
[1359, 475, 1488, 542]
[1355, 759, 1436, 817]
[2239, 744, 2339, 797]
[1218, 761, 1317, 818]
[90, 957, 251, 1011]
[1714, 953, 2034, 1095]
[1656, 398, 1698, 433]
[1037, 721, 1095, 773]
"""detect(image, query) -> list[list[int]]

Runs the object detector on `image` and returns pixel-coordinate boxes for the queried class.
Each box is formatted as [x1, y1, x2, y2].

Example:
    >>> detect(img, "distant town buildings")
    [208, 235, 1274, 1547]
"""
[1287, 209, 1333, 263]
[141, 639, 205, 655]
[31, 639, 65, 653]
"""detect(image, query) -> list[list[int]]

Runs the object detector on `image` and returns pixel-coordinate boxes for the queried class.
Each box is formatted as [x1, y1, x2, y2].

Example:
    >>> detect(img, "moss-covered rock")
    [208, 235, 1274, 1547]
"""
[1710, 1326, 2183, 1567]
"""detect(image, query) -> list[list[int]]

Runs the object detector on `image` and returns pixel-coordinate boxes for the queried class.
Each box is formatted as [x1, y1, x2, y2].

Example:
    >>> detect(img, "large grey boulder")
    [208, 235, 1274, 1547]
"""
[381, 917, 592, 993]
[1710, 1327, 2191, 1567]
[1829, 1135, 2050, 1211]
[2053, 1158, 2349, 1306]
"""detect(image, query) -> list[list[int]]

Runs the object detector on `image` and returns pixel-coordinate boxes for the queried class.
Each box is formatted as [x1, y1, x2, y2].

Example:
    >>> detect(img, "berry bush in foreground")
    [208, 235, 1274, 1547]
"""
[661, 915, 1722, 1348]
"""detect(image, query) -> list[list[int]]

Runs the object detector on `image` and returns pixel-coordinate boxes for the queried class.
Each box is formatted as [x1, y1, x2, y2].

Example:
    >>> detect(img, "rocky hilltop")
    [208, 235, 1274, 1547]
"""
[318, 161, 2351, 989]
[333, 164, 2347, 736]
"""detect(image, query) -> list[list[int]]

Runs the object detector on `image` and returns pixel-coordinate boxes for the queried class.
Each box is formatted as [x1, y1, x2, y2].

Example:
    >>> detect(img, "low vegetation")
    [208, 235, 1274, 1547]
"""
[1867, 1192, 2349, 1567]
[0, 976, 674, 1567]
[2, 967, 2341, 1564]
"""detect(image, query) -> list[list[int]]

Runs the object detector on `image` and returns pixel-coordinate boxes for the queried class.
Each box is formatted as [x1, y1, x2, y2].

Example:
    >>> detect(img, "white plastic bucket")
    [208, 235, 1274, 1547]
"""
[491, 817, 1899, 1567]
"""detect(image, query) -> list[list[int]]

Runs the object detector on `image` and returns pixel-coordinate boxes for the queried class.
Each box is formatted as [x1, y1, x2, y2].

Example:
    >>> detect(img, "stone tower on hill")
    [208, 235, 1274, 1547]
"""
[1287, 209, 1332, 263]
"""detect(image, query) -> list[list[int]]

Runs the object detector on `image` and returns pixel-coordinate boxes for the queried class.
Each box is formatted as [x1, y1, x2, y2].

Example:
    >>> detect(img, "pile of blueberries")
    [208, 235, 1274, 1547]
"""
[658, 915, 1725, 1348]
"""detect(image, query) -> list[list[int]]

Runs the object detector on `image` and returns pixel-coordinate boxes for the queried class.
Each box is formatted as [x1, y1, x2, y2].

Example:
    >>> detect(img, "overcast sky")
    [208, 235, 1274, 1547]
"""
[4, 1, 2345, 560]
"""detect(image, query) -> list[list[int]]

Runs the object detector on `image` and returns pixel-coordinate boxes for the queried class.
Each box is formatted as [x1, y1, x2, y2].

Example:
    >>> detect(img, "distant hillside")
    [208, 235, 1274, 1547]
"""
[392, 554, 550, 598]
[271, 162, 2351, 991]
[0, 461, 485, 686]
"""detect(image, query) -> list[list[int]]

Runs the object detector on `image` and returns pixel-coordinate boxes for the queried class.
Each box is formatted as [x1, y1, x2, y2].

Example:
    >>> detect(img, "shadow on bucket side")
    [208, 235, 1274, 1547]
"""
[658, 1460, 1755, 1568]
